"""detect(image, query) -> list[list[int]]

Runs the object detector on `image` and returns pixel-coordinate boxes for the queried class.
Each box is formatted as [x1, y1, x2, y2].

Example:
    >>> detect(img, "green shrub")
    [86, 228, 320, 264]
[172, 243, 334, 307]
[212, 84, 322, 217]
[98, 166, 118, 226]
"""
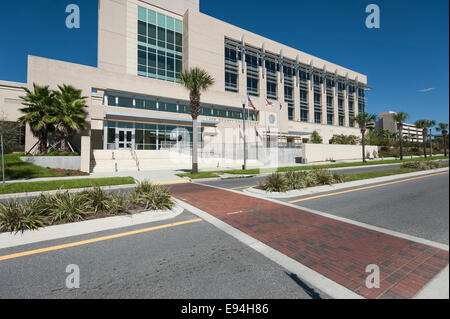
[402, 161, 446, 170]
[262, 173, 289, 192]
[262, 169, 346, 192]
[81, 187, 113, 213]
[108, 192, 132, 215]
[132, 182, 174, 210]
[310, 131, 323, 144]
[311, 169, 336, 185]
[285, 171, 308, 190]
[46, 192, 91, 223]
[0, 200, 44, 233]
[135, 180, 155, 195]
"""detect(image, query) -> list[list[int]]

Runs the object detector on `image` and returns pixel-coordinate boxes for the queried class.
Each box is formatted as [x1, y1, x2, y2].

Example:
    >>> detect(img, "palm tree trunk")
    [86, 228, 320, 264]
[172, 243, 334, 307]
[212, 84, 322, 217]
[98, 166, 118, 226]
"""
[60, 132, 71, 153]
[192, 119, 199, 174]
[38, 131, 48, 154]
[60, 137, 69, 153]
[444, 133, 448, 157]
[399, 126, 404, 160]
[423, 130, 427, 158]
[361, 128, 366, 163]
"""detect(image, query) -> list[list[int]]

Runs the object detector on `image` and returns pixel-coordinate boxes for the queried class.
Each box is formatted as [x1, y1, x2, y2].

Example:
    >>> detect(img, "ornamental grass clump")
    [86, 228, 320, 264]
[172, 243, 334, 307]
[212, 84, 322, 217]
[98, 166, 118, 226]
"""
[261, 169, 346, 193]
[81, 187, 113, 213]
[0, 200, 44, 233]
[285, 171, 308, 190]
[402, 161, 446, 170]
[45, 192, 91, 224]
[133, 182, 174, 210]
[262, 173, 289, 193]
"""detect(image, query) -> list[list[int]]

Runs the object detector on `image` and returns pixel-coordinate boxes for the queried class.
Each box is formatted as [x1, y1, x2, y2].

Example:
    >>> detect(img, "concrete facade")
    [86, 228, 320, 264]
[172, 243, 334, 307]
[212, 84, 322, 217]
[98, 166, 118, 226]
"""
[1, 0, 370, 170]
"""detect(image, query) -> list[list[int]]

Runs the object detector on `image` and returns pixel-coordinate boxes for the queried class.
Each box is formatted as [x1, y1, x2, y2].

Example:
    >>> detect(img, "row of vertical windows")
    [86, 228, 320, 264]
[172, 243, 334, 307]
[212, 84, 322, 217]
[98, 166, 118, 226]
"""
[106, 94, 258, 121]
[137, 6, 183, 82]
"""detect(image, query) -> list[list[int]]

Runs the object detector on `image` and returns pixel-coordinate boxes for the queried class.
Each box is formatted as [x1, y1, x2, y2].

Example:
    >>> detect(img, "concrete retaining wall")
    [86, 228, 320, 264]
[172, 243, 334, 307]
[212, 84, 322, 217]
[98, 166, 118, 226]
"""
[20, 156, 81, 170]
[302, 144, 379, 163]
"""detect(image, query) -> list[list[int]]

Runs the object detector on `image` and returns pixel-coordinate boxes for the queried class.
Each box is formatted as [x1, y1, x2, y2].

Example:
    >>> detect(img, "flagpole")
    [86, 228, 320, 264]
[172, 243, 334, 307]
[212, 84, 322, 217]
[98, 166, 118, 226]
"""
[242, 97, 247, 170]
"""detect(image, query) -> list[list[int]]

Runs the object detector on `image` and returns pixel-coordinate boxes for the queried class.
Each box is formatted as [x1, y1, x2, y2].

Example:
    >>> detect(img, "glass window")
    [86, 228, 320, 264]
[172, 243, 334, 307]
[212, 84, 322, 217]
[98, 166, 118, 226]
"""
[267, 82, 277, 99]
[107, 128, 115, 144]
[314, 93, 321, 105]
[138, 50, 146, 65]
[166, 103, 177, 113]
[300, 109, 308, 122]
[145, 99, 157, 110]
[288, 107, 294, 121]
[300, 90, 308, 102]
[247, 77, 258, 95]
[118, 97, 134, 108]
[225, 72, 238, 91]
[148, 24, 156, 39]
[138, 21, 146, 36]
[314, 112, 321, 124]
[107, 95, 117, 106]
[135, 130, 144, 144]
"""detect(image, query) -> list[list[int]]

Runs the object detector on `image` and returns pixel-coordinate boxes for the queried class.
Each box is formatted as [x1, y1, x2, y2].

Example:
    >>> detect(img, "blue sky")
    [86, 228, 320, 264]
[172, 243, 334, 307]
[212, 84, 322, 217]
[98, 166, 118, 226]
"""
[0, 0, 448, 125]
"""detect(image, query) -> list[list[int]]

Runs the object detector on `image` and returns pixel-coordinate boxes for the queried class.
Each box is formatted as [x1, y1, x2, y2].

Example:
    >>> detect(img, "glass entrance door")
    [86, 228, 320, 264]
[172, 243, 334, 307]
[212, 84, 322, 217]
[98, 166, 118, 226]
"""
[117, 129, 133, 149]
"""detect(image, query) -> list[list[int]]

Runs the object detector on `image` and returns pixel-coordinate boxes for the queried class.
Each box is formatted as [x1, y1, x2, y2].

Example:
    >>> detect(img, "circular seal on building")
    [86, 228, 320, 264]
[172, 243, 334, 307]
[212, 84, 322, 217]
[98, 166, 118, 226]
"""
[269, 114, 276, 124]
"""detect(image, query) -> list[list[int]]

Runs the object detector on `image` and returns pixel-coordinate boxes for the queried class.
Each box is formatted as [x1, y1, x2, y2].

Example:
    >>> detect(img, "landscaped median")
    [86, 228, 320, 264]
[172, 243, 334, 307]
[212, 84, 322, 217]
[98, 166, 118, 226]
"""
[0, 181, 177, 234]
[176, 156, 448, 180]
[244, 160, 449, 198]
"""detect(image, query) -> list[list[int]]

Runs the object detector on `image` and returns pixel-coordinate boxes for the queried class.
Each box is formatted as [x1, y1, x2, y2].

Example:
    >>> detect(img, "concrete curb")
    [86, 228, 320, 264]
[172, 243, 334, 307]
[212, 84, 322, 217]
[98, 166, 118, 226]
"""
[0, 204, 184, 250]
[244, 167, 449, 199]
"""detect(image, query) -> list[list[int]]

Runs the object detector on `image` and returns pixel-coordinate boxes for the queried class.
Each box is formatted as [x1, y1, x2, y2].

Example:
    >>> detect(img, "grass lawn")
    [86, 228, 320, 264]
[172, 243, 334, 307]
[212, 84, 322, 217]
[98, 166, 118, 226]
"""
[177, 156, 448, 179]
[0, 177, 136, 195]
[343, 168, 427, 182]
[2, 154, 71, 180]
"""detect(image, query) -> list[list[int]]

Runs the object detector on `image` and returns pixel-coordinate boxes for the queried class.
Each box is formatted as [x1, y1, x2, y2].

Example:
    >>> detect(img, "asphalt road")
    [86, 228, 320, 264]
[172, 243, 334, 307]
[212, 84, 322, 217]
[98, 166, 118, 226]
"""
[0, 211, 318, 299]
[282, 172, 449, 245]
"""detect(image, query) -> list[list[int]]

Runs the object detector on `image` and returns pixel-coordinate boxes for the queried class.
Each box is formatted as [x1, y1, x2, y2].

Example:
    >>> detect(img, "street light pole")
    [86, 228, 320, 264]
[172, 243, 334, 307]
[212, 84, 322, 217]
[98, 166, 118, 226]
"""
[242, 98, 247, 170]
[1, 135, 5, 186]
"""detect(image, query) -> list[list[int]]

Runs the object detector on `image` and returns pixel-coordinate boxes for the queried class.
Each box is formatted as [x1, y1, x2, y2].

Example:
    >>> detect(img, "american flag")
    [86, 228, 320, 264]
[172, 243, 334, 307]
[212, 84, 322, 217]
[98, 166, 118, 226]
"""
[248, 96, 259, 114]
[265, 97, 273, 107]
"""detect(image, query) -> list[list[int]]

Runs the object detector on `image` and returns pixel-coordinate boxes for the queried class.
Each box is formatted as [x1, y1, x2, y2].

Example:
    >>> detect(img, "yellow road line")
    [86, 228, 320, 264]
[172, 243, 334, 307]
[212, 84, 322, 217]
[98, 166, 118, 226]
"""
[289, 171, 449, 203]
[0, 218, 202, 262]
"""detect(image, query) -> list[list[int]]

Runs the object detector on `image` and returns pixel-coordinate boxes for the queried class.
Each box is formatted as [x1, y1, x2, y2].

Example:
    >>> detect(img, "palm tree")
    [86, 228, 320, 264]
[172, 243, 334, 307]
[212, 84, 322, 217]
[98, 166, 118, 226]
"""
[177, 68, 214, 174]
[392, 112, 409, 160]
[51, 85, 88, 153]
[415, 120, 429, 158]
[18, 83, 55, 154]
[427, 120, 436, 156]
[351, 112, 377, 163]
[436, 123, 448, 157]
